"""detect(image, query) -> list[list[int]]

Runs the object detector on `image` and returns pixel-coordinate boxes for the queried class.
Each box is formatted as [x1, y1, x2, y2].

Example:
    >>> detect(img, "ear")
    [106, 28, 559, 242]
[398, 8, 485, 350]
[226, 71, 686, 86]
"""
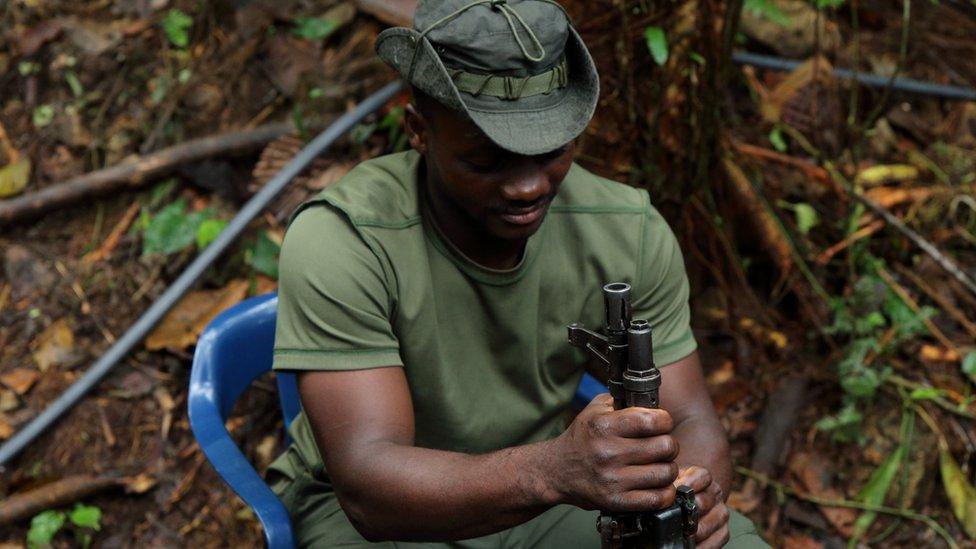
[404, 103, 429, 155]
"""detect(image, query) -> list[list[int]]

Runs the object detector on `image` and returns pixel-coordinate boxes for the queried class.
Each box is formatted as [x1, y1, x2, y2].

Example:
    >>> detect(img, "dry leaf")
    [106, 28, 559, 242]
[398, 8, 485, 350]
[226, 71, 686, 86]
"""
[863, 187, 934, 210]
[940, 447, 976, 539]
[760, 57, 832, 124]
[145, 279, 250, 351]
[855, 164, 919, 187]
[32, 319, 75, 371]
[919, 344, 960, 363]
[0, 156, 31, 198]
[123, 473, 157, 494]
[255, 434, 277, 470]
[0, 390, 18, 412]
[0, 415, 13, 440]
[707, 360, 735, 387]
[783, 535, 823, 549]
[789, 452, 857, 537]
[0, 369, 39, 395]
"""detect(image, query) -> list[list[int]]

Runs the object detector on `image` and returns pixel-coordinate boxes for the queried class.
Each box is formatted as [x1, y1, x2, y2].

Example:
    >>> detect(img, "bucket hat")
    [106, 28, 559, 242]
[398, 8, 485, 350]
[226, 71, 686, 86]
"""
[376, 0, 600, 156]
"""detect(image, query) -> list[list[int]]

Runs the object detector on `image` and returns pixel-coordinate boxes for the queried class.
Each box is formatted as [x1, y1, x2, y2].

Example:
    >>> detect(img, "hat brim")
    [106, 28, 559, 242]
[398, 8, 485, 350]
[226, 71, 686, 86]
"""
[377, 26, 599, 156]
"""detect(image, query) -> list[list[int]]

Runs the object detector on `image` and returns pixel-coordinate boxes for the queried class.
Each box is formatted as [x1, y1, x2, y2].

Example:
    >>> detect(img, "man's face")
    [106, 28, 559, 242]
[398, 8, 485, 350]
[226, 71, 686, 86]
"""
[406, 98, 576, 242]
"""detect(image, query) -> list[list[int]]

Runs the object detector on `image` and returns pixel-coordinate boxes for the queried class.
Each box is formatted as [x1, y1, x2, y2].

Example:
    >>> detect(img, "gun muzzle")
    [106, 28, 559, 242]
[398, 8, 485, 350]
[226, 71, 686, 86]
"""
[602, 283, 631, 334]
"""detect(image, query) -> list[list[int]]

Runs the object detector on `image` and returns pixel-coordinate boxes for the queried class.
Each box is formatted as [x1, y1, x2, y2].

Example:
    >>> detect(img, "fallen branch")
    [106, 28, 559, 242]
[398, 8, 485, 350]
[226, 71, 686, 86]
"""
[1, 475, 118, 525]
[736, 466, 959, 549]
[0, 119, 333, 227]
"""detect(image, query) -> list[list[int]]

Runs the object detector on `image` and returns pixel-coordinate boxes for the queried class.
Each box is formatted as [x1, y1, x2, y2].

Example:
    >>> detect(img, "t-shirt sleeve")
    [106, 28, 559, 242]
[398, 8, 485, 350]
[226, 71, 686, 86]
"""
[272, 204, 402, 371]
[630, 197, 697, 366]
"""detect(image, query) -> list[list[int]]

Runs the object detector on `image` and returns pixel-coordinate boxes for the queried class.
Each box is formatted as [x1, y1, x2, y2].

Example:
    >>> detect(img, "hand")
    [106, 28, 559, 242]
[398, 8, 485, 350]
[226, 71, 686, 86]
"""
[674, 466, 730, 549]
[544, 394, 679, 512]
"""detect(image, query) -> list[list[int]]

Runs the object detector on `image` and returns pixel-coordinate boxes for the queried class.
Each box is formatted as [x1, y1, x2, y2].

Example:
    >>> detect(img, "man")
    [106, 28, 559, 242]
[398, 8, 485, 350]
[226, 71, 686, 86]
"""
[267, 0, 768, 547]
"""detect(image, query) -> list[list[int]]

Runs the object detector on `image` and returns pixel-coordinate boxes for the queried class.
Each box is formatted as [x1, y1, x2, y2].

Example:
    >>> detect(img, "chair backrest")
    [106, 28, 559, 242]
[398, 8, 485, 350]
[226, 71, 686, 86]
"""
[189, 293, 300, 432]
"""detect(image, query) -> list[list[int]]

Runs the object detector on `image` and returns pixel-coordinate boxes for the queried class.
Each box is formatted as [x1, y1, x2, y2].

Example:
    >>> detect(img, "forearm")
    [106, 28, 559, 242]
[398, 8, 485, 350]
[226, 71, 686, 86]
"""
[333, 438, 560, 542]
[672, 414, 732, 498]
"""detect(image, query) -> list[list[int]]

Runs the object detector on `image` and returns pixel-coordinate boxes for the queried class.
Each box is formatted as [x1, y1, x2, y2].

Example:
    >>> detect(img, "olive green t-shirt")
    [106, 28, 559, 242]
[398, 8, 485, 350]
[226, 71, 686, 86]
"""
[268, 150, 696, 482]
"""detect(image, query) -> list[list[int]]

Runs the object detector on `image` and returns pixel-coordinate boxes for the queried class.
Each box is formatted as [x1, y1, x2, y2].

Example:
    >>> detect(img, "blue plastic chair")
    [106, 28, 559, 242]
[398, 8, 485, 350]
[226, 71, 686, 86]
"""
[188, 293, 605, 549]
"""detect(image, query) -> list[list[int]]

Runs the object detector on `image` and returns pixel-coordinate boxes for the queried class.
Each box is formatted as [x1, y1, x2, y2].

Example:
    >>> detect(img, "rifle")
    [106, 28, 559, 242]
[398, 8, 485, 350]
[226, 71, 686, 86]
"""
[568, 282, 698, 549]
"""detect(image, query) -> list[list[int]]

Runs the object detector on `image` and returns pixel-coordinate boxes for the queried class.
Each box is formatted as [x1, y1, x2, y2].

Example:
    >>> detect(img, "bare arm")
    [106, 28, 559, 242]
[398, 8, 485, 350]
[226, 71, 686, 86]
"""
[659, 350, 732, 495]
[299, 367, 678, 542]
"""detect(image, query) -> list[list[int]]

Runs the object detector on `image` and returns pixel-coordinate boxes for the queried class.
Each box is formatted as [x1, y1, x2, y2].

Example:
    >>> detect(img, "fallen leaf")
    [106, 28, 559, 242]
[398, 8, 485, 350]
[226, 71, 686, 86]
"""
[123, 474, 157, 494]
[0, 156, 31, 198]
[254, 275, 278, 295]
[783, 535, 822, 549]
[855, 164, 919, 187]
[255, 434, 277, 470]
[740, 0, 840, 58]
[760, 57, 832, 124]
[16, 19, 63, 56]
[0, 369, 40, 395]
[0, 415, 13, 440]
[789, 452, 857, 537]
[706, 360, 735, 387]
[0, 390, 18, 413]
[863, 186, 934, 210]
[32, 319, 76, 372]
[145, 279, 250, 351]
[940, 447, 976, 539]
[919, 344, 960, 363]
[351, 0, 415, 27]
[59, 16, 126, 55]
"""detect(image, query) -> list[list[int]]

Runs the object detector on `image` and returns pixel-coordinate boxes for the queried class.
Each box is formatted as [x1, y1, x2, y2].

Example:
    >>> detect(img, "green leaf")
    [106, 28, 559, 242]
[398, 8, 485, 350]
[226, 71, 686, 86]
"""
[961, 351, 976, 383]
[69, 504, 102, 531]
[142, 200, 213, 256]
[769, 126, 787, 152]
[939, 447, 976, 539]
[910, 387, 945, 401]
[247, 232, 281, 279]
[643, 26, 669, 66]
[852, 445, 904, 540]
[0, 156, 31, 198]
[815, 404, 863, 443]
[292, 17, 340, 41]
[32, 105, 55, 128]
[162, 9, 193, 48]
[196, 219, 227, 249]
[27, 510, 66, 548]
[794, 203, 819, 234]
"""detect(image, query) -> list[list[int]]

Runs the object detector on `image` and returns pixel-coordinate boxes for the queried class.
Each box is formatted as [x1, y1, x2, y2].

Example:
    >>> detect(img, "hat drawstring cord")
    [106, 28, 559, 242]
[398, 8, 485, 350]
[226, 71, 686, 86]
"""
[408, 0, 572, 80]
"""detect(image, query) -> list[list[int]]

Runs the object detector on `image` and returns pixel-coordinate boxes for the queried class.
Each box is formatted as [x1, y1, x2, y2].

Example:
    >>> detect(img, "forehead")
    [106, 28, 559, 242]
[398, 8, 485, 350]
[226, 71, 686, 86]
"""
[427, 101, 499, 152]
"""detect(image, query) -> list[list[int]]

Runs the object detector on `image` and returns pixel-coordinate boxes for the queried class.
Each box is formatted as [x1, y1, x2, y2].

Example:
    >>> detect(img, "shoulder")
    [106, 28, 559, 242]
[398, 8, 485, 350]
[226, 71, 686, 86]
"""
[297, 150, 423, 229]
[550, 162, 649, 215]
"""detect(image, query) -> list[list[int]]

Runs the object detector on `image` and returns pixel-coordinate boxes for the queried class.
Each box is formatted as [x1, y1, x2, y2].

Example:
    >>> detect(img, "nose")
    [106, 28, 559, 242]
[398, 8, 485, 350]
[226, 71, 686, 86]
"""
[499, 167, 551, 204]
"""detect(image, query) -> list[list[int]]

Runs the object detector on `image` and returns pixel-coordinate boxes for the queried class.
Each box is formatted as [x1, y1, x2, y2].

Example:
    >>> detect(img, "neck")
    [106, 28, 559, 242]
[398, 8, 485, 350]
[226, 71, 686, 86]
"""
[421, 167, 526, 271]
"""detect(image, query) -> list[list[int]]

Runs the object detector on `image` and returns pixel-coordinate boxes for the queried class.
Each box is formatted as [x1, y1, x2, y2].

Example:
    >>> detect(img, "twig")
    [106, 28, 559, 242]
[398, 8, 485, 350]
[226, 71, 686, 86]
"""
[877, 266, 961, 359]
[887, 375, 976, 419]
[0, 475, 124, 525]
[82, 202, 141, 265]
[815, 218, 885, 265]
[730, 140, 842, 196]
[824, 164, 976, 298]
[735, 466, 959, 549]
[0, 119, 333, 227]
[893, 263, 976, 340]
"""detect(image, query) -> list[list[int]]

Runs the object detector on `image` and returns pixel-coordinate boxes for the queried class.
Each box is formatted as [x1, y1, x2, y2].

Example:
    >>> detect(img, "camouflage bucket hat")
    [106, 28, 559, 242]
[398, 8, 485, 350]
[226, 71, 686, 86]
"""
[376, 0, 600, 156]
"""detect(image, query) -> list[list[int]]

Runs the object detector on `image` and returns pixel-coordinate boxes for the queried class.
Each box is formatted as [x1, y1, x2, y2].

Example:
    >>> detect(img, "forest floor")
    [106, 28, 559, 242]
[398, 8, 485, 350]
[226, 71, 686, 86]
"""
[1, 0, 975, 547]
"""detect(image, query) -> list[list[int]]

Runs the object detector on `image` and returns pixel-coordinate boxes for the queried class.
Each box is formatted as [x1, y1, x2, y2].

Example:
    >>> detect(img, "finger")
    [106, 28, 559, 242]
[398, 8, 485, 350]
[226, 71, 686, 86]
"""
[606, 485, 677, 513]
[611, 408, 674, 438]
[692, 489, 719, 517]
[698, 523, 730, 549]
[695, 503, 731, 544]
[673, 465, 712, 492]
[586, 393, 614, 410]
[616, 434, 679, 464]
[613, 462, 679, 490]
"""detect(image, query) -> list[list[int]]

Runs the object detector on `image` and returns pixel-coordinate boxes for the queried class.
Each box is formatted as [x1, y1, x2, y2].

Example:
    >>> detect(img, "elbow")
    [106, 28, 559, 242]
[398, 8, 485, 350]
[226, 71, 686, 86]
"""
[338, 491, 399, 542]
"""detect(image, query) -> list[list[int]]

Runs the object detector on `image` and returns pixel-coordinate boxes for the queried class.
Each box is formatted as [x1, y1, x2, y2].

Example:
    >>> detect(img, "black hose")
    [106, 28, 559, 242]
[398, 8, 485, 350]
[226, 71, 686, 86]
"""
[0, 81, 404, 469]
[732, 51, 976, 102]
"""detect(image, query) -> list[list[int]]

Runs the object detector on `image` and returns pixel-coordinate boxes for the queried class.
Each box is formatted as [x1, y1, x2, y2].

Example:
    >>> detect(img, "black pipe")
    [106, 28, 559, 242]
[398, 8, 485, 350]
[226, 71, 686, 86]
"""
[732, 51, 976, 102]
[0, 80, 404, 468]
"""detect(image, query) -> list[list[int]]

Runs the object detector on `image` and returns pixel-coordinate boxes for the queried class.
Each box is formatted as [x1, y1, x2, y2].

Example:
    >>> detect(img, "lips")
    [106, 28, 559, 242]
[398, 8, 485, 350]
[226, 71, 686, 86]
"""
[497, 200, 549, 226]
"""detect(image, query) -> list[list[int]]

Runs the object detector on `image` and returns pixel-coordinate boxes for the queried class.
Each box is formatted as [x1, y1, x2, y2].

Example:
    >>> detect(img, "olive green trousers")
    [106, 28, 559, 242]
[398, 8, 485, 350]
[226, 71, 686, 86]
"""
[272, 473, 770, 548]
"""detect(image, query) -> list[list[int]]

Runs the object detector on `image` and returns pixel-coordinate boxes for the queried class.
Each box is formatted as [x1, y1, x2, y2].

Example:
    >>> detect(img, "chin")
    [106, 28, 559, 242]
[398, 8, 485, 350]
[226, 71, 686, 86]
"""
[486, 216, 546, 241]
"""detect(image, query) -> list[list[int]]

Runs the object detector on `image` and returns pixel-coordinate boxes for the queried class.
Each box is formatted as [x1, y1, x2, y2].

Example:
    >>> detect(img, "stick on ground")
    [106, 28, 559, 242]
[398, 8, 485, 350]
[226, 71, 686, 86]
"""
[0, 119, 332, 227]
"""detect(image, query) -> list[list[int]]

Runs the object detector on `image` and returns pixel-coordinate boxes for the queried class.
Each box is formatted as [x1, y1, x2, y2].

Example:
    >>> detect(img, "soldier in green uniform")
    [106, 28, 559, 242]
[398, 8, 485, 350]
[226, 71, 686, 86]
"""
[267, 0, 769, 547]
